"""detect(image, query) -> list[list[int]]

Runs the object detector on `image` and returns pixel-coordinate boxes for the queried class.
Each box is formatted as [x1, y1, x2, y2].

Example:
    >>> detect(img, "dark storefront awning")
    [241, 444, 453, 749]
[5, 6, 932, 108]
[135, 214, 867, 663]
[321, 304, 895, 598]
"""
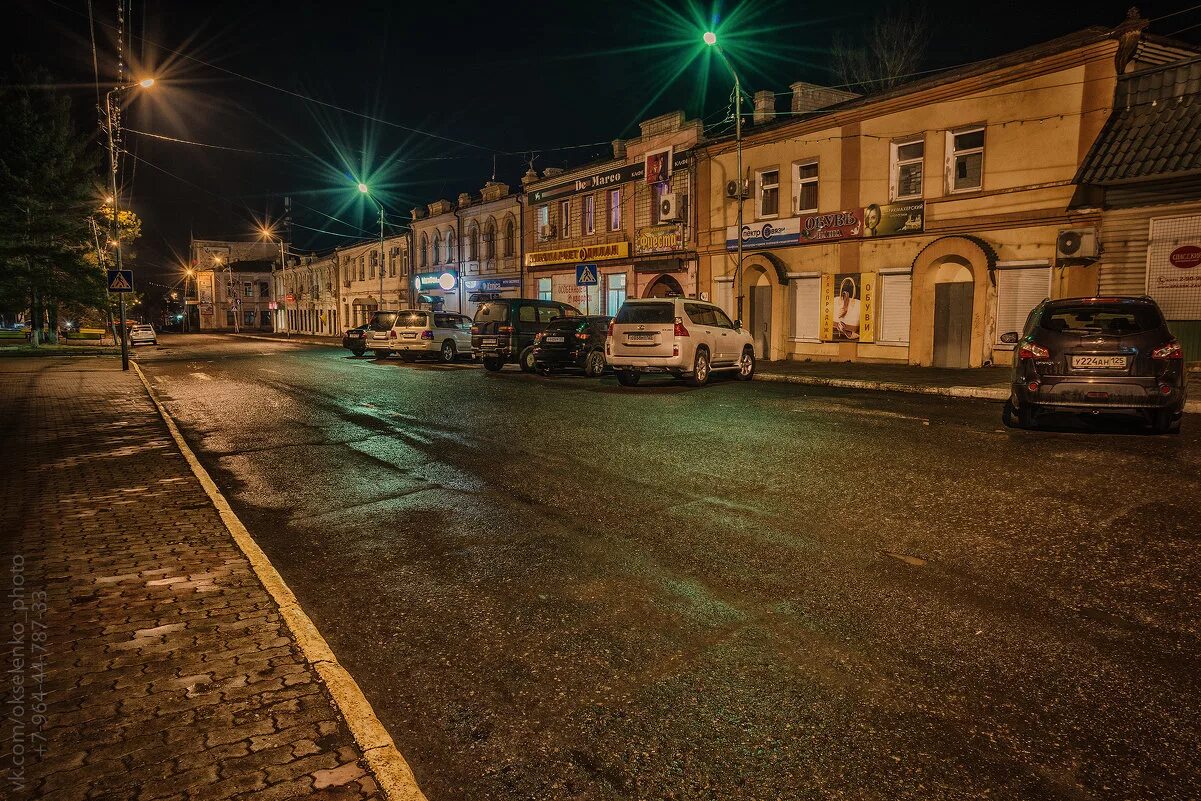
[633, 257, 686, 274]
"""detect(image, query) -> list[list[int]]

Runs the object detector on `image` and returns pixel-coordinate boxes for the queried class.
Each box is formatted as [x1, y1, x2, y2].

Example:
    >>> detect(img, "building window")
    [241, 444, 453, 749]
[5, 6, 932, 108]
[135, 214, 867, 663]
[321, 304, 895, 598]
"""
[226, 309, 235, 325]
[537, 205, 550, 238]
[948, 127, 984, 192]
[389, 253, 396, 278]
[261, 310, 271, 326]
[432, 233, 441, 265]
[259, 282, 269, 298]
[995, 266, 1050, 345]
[538, 277, 552, 301]
[244, 310, 256, 326]
[484, 221, 496, 259]
[583, 194, 595, 235]
[358, 256, 365, 281]
[792, 161, 818, 214]
[559, 200, 571, 238]
[469, 224, 480, 261]
[504, 218, 515, 257]
[878, 273, 913, 343]
[790, 277, 821, 340]
[447, 230, 456, 263]
[420, 234, 429, 268]
[757, 168, 780, 218]
[891, 138, 924, 200]
[606, 272, 626, 314]
[243, 282, 253, 298]
[608, 188, 621, 231]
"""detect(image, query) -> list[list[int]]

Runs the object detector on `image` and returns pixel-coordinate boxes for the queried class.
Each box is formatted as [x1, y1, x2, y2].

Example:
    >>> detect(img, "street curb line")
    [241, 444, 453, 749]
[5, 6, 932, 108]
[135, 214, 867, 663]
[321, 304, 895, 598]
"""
[131, 362, 428, 801]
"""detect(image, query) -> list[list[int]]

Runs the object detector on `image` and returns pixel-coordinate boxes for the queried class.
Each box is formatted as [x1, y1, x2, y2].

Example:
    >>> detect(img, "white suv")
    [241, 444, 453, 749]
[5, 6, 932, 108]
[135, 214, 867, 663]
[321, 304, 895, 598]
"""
[606, 298, 755, 387]
[366, 309, 472, 362]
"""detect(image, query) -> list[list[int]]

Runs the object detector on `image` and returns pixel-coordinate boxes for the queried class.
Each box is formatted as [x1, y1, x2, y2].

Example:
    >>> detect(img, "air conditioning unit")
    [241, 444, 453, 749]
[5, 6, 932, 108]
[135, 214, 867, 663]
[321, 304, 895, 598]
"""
[725, 179, 749, 199]
[539, 224, 556, 241]
[659, 193, 685, 222]
[1056, 228, 1099, 260]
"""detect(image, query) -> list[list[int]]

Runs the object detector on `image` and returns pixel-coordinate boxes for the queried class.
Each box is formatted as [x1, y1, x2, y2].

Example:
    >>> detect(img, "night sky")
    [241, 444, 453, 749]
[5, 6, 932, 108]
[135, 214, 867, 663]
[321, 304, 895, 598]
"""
[6, 0, 1200, 283]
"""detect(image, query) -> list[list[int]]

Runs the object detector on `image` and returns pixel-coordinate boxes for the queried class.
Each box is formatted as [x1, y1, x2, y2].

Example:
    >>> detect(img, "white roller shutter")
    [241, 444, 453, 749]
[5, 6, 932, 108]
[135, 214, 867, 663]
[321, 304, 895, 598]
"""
[995, 267, 1050, 344]
[878, 273, 912, 343]
[791, 277, 820, 340]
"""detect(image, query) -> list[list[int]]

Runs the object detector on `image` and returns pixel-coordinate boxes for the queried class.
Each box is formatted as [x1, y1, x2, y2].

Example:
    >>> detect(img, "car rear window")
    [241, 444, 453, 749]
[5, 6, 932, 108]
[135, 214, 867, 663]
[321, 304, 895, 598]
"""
[1039, 305, 1161, 336]
[370, 312, 398, 331]
[545, 317, 584, 332]
[396, 312, 429, 327]
[615, 303, 674, 324]
[474, 303, 509, 324]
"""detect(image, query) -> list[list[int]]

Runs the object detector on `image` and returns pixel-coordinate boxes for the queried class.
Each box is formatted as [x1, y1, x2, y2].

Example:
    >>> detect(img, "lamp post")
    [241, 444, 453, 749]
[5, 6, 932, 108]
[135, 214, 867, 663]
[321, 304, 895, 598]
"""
[260, 226, 287, 336]
[104, 77, 153, 370]
[704, 32, 745, 325]
[358, 182, 387, 315]
[184, 268, 194, 333]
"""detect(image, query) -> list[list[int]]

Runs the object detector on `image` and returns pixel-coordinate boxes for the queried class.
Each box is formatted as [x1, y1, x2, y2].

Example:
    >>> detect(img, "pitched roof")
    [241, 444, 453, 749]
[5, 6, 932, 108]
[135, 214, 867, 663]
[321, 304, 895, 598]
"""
[1076, 56, 1201, 185]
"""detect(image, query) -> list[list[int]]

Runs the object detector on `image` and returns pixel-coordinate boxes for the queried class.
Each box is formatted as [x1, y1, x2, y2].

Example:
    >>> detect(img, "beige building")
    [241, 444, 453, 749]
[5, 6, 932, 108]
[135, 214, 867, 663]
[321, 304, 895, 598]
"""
[457, 181, 523, 318]
[189, 238, 278, 332]
[697, 16, 1190, 368]
[410, 200, 462, 314]
[334, 233, 411, 329]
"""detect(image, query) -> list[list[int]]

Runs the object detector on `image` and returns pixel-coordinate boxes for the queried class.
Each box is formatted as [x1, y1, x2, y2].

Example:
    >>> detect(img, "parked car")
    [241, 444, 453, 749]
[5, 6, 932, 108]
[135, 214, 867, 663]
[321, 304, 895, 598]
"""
[342, 324, 370, 357]
[472, 298, 581, 372]
[607, 298, 755, 387]
[1001, 296, 1186, 433]
[129, 324, 157, 346]
[532, 315, 612, 376]
[366, 310, 472, 362]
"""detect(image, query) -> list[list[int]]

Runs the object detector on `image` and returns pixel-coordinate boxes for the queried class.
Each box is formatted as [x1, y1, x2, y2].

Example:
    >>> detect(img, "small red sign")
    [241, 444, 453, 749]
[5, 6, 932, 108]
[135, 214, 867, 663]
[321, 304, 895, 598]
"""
[1169, 245, 1201, 270]
[285, 294, 296, 302]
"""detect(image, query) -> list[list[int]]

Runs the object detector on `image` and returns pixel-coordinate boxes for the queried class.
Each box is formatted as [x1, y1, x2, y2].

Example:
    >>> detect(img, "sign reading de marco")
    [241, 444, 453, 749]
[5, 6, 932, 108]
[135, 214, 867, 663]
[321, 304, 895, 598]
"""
[525, 241, 629, 268]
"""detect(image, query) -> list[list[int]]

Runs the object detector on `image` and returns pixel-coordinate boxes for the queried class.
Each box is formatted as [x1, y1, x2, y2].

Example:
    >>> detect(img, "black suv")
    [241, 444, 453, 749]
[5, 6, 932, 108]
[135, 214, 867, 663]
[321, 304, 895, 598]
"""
[1001, 296, 1186, 433]
[532, 315, 612, 376]
[472, 298, 581, 372]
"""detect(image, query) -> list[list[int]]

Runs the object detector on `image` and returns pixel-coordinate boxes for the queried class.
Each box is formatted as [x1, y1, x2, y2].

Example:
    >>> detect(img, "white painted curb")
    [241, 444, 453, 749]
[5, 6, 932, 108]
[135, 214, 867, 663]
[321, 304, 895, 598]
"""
[132, 363, 428, 801]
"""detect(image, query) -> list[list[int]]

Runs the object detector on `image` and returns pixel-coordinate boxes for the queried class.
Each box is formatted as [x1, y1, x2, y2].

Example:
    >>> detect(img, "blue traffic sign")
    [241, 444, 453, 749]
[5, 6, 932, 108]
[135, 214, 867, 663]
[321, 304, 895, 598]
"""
[107, 269, 134, 293]
[575, 264, 598, 286]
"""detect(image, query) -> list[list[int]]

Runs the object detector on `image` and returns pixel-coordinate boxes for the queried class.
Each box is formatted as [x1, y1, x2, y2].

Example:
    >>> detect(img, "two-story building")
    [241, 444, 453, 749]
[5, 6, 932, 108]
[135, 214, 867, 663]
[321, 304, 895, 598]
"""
[457, 181, 523, 318]
[521, 111, 705, 315]
[332, 233, 411, 329]
[697, 15, 1181, 368]
[189, 238, 278, 332]
[410, 200, 462, 314]
[275, 251, 338, 335]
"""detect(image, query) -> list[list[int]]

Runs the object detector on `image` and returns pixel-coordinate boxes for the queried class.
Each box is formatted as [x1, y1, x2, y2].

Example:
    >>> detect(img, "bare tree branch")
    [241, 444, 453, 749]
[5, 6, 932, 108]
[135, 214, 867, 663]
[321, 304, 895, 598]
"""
[832, 4, 931, 94]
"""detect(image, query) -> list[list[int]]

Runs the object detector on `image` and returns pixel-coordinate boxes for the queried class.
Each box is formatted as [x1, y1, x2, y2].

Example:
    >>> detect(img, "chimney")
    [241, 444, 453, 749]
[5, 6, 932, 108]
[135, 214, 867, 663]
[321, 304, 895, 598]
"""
[457, 192, 472, 208]
[612, 139, 627, 159]
[753, 90, 775, 124]
[543, 167, 564, 178]
[521, 167, 539, 187]
[790, 81, 859, 114]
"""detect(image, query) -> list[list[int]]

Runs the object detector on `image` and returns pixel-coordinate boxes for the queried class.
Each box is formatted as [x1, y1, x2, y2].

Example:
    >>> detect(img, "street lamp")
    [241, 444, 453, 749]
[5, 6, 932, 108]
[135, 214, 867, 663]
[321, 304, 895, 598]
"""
[183, 267, 195, 333]
[259, 225, 287, 336]
[357, 182, 387, 316]
[104, 76, 155, 370]
[704, 31, 746, 326]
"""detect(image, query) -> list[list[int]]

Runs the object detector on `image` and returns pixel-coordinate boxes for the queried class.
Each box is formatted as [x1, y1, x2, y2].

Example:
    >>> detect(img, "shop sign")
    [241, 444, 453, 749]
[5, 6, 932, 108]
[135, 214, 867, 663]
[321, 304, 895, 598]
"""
[415, 270, 458, 291]
[525, 241, 629, 268]
[552, 272, 600, 314]
[864, 201, 925, 237]
[529, 152, 691, 204]
[463, 276, 520, 293]
[726, 218, 802, 250]
[725, 201, 925, 251]
[636, 224, 684, 254]
[800, 209, 864, 242]
[1169, 245, 1201, 270]
[819, 273, 876, 343]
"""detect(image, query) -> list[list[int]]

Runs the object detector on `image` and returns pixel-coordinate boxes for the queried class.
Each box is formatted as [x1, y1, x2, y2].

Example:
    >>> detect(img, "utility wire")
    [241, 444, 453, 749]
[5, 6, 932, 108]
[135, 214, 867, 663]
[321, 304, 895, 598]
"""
[1152, 3, 1201, 22]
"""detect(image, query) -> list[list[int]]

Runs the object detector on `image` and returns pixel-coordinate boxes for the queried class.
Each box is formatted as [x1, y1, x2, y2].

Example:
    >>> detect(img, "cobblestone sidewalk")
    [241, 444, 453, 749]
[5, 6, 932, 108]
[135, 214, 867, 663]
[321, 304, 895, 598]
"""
[0, 359, 383, 801]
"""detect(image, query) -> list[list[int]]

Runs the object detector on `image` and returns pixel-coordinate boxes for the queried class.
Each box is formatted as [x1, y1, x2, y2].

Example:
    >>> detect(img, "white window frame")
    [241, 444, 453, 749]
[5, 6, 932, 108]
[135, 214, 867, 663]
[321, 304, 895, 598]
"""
[756, 167, 780, 219]
[536, 205, 550, 239]
[876, 269, 913, 345]
[787, 274, 822, 342]
[583, 194, 595, 235]
[946, 126, 985, 194]
[792, 160, 819, 215]
[890, 137, 924, 201]
[559, 199, 571, 238]
[605, 272, 626, 315]
[608, 188, 622, 231]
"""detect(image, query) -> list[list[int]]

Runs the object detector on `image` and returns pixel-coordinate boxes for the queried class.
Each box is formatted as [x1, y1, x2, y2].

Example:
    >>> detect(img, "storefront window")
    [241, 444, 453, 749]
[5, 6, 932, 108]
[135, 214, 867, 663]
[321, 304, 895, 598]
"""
[538, 277, 552, 301]
[606, 273, 627, 315]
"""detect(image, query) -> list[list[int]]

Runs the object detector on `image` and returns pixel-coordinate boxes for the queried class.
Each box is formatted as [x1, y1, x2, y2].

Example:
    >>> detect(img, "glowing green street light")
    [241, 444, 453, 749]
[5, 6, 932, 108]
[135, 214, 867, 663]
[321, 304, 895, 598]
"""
[357, 182, 369, 194]
[355, 180, 387, 312]
[703, 28, 746, 325]
[702, 31, 717, 46]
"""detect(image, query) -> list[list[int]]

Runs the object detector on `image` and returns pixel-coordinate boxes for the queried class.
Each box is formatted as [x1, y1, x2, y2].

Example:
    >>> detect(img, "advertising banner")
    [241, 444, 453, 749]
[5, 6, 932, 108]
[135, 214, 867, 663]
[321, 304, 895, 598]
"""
[636, 224, 684, 254]
[799, 209, 864, 243]
[552, 272, 600, 314]
[819, 272, 876, 342]
[726, 202, 925, 250]
[863, 201, 925, 237]
[463, 276, 520, 293]
[726, 219, 802, 251]
[1147, 215, 1201, 320]
[414, 270, 458, 291]
[526, 241, 629, 268]
[529, 153, 691, 204]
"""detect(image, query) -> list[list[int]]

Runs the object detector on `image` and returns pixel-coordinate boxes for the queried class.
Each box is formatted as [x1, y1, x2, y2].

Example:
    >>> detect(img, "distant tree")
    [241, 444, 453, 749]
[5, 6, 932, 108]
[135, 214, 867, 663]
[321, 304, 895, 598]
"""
[0, 61, 104, 343]
[831, 4, 931, 95]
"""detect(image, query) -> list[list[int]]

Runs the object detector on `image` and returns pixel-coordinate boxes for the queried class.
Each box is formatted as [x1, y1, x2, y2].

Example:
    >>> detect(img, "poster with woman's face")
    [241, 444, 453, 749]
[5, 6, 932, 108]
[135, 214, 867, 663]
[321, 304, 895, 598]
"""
[833, 274, 862, 340]
[645, 147, 672, 184]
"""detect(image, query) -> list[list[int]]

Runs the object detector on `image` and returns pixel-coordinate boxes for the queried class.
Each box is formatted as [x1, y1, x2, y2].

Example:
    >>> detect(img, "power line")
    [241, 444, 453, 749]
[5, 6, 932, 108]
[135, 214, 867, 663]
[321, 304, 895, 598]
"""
[125, 128, 301, 157]
[1152, 3, 1201, 23]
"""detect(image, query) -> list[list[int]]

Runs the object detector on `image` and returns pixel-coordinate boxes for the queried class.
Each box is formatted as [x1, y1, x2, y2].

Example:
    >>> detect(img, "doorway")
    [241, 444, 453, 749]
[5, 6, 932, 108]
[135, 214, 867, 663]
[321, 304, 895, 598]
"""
[933, 281, 973, 368]
[749, 284, 772, 360]
[643, 274, 683, 298]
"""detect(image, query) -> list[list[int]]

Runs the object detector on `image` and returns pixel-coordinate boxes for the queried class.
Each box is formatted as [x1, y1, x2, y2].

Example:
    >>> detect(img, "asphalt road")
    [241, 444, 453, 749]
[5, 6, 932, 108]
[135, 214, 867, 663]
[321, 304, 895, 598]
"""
[136, 333, 1201, 801]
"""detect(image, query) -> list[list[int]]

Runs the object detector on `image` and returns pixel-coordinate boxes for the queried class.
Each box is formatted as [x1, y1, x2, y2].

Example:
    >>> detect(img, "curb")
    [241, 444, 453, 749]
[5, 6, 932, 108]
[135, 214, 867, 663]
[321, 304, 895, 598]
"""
[131, 362, 428, 801]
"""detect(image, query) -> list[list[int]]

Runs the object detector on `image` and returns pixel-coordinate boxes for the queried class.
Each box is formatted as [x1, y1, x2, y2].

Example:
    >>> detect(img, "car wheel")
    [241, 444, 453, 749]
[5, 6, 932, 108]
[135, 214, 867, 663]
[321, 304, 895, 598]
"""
[1152, 409, 1181, 435]
[482, 355, 503, 372]
[1002, 398, 1021, 428]
[373, 350, 390, 359]
[616, 370, 640, 387]
[686, 348, 711, 387]
[519, 346, 537, 373]
[1018, 402, 1038, 430]
[736, 347, 755, 381]
[351, 345, 366, 357]
[584, 349, 606, 377]
[440, 340, 456, 363]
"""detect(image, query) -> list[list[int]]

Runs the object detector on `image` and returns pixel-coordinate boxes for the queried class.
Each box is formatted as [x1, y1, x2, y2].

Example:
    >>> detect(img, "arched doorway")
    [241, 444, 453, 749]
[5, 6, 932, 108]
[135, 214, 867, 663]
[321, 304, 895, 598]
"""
[932, 259, 973, 368]
[746, 266, 773, 359]
[643, 274, 683, 298]
[909, 236, 996, 367]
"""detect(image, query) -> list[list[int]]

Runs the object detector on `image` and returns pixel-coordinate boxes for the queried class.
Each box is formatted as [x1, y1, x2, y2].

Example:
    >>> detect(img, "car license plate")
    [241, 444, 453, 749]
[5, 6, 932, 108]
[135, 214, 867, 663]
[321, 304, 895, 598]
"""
[482, 337, 498, 347]
[372, 333, 387, 340]
[545, 335, 565, 343]
[627, 333, 655, 342]
[1072, 355, 1127, 369]
[403, 332, 417, 339]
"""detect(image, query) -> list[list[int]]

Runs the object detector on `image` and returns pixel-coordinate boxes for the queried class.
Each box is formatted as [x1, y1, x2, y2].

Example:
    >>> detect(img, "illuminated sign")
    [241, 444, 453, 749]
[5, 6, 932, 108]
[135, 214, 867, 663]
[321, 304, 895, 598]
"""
[525, 241, 629, 268]
[636, 224, 683, 254]
[414, 271, 458, 291]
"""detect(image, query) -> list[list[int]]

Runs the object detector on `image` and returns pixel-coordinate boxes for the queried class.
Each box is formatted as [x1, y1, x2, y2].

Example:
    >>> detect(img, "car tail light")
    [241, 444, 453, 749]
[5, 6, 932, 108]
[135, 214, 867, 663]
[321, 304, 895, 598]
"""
[1026, 381, 1039, 392]
[1159, 383, 1174, 395]
[470, 325, 479, 335]
[1151, 340, 1183, 360]
[499, 325, 514, 334]
[607, 320, 614, 338]
[673, 316, 689, 337]
[575, 333, 589, 341]
[420, 330, 433, 340]
[388, 330, 397, 340]
[534, 332, 544, 344]
[1018, 342, 1049, 360]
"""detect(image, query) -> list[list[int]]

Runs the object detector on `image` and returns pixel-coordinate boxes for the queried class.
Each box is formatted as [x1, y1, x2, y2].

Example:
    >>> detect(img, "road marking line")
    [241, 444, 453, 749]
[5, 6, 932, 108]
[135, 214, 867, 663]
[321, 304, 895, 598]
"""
[132, 362, 428, 801]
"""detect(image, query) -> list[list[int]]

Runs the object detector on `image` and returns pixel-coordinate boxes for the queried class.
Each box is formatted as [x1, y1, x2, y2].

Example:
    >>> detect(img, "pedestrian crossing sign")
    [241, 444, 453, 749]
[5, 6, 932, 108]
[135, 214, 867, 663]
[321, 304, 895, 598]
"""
[107, 269, 134, 292]
[576, 263, 598, 286]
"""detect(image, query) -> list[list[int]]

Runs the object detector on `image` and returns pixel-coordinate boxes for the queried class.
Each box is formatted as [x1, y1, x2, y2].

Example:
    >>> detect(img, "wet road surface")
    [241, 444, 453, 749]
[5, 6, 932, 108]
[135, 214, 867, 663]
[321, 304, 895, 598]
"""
[136, 333, 1201, 801]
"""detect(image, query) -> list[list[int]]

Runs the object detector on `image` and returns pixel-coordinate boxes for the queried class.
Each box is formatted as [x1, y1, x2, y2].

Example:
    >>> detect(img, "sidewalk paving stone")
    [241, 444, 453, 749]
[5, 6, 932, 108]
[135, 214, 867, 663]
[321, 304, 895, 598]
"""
[0, 358, 384, 801]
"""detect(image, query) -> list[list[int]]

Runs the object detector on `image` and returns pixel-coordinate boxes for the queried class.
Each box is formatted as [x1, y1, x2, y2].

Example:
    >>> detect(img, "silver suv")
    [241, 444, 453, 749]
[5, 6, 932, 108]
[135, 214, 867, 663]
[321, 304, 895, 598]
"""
[607, 298, 755, 387]
[367, 310, 472, 362]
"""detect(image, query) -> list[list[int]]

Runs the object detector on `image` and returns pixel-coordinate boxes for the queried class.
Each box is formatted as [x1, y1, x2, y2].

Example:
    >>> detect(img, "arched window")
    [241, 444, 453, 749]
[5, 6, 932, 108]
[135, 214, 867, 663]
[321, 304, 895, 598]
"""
[420, 234, 428, 267]
[484, 221, 496, 260]
[469, 224, 480, 261]
[446, 230, 456, 263]
[504, 218, 515, 257]
[432, 233, 442, 265]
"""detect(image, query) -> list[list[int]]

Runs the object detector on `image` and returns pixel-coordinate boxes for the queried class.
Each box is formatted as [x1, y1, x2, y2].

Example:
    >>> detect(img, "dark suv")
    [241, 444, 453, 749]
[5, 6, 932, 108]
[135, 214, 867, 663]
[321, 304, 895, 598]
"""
[472, 298, 581, 372]
[532, 315, 612, 376]
[1001, 296, 1186, 433]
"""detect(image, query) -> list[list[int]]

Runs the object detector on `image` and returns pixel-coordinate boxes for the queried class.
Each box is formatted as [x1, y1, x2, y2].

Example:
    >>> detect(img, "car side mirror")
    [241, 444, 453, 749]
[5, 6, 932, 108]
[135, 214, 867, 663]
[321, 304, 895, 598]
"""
[734, 319, 742, 330]
[1000, 331, 1019, 344]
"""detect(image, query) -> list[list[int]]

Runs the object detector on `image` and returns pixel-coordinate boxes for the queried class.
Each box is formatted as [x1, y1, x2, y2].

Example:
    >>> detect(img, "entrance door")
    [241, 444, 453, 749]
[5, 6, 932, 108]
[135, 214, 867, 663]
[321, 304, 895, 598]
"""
[749, 285, 772, 360]
[933, 282, 973, 368]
